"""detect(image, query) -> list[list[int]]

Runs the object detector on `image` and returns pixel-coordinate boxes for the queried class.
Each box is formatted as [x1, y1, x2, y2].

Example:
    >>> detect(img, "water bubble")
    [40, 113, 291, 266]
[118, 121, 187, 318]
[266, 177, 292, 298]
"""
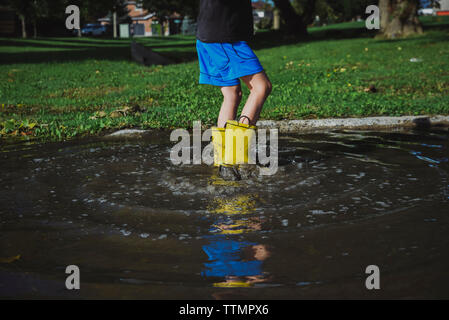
[120, 230, 131, 236]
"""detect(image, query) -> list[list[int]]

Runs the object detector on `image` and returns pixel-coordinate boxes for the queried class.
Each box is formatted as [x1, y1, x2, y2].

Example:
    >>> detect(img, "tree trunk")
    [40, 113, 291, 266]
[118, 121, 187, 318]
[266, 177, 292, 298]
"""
[379, 0, 391, 33]
[113, 11, 117, 38]
[273, 8, 281, 30]
[33, 20, 37, 38]
[163, 20, 169, 36]
[19, 14, 27, 38]
[272, 0, 308, 36]
[379, 0, 423, 38]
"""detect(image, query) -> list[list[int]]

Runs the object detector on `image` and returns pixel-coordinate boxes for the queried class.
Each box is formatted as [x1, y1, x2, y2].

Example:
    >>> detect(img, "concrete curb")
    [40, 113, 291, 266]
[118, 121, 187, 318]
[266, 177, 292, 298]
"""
[105, 129, 151, 139]
[106, 115, 449, 138]
[256, 115, 449, 133]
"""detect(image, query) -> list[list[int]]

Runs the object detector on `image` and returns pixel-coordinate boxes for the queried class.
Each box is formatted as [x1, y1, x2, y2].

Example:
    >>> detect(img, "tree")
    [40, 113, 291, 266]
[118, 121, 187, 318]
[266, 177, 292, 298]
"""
[91, 0, 127, 38]
[272, 0, 315, 36]
[29, 0, 50, 38]
[0, 0, 31, 38]
[379, 0, 423, 38]
[326, 0, 373, 22]
[141, 0, 198, 36]
[59, 0, 126, 37]
[142, 0, 198, 18]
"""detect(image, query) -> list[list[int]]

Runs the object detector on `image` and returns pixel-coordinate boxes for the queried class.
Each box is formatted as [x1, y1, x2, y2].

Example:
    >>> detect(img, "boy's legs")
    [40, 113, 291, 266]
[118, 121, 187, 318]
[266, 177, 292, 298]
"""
[217, 84, 242, 128]
[239, 71, 272, 125]
[214, 84, 243, 180]
[213, 72, 270, 180]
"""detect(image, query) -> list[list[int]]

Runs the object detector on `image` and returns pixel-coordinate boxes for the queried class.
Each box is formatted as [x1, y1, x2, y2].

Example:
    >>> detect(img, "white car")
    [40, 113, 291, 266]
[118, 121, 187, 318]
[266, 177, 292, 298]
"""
[418, 8, 435, 15]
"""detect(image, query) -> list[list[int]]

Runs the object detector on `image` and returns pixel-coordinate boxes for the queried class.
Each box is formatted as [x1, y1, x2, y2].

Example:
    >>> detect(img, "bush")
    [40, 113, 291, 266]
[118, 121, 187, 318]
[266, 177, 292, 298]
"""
[257, 18, 273, 30]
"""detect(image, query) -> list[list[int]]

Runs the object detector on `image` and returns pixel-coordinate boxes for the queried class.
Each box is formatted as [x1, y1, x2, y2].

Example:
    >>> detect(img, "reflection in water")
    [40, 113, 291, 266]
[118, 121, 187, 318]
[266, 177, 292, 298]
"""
[202, 176, 270, 288]
[410, 150, 448, 165]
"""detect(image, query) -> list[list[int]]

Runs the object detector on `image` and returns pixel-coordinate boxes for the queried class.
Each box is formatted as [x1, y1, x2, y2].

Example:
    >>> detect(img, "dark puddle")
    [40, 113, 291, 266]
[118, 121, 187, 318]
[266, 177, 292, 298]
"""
[1, 128, 448, 299]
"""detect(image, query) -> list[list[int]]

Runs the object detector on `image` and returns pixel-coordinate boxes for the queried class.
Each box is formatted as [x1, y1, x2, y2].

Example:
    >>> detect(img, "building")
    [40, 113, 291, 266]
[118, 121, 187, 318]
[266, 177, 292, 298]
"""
[98, 1, 156, 36]
[436, 0, 449, 15]
[252, 1, 273, 28]
[99, 1, 182, 37]
[126, 1, 156, 36]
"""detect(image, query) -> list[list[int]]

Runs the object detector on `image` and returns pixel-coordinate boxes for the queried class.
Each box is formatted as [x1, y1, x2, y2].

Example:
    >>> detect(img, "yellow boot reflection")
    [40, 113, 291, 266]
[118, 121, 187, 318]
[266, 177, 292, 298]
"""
[202, 191, 271, 288]
[209, 194, 259, 235]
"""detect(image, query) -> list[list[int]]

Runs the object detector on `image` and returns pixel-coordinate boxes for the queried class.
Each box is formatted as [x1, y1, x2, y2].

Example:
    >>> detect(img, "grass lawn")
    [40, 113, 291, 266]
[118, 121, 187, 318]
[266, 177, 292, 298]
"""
[1, 16, 448, 140]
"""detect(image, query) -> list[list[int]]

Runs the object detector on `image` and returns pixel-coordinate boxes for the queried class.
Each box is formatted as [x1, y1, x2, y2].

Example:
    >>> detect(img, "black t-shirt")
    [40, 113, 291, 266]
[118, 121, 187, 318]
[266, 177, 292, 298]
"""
[196, 0, 254, 43]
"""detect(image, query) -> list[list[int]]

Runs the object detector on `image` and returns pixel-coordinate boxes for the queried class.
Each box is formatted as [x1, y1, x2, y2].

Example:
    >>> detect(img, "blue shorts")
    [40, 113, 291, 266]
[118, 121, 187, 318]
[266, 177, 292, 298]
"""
[196, 40, 264, 87]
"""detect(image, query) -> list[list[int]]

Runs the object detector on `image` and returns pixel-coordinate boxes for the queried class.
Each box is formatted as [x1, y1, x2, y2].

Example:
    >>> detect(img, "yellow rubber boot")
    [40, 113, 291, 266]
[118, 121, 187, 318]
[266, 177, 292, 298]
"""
[211, 127, 226, 167]
[224, 120, 257, 165]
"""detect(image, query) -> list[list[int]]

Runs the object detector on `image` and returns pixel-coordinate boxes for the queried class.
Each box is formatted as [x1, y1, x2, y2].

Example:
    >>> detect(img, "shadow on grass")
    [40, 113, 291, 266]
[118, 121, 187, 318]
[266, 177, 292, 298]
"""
[0, 28, 373, 65]
[0, 37, 132, 48]
[0, 45, 133, 65]
[1, 16, 448, 65]
[373, 17, 449, 44]
[0, 36, 199, 65]
[374, 32, 449, 44]
[251, 27, 376, 51]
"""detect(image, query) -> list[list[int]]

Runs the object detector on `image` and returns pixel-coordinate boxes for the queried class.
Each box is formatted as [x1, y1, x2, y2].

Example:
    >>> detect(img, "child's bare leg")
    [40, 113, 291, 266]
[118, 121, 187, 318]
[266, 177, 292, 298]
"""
[217, 84, 242, 128]
[239, 71, 272, 125]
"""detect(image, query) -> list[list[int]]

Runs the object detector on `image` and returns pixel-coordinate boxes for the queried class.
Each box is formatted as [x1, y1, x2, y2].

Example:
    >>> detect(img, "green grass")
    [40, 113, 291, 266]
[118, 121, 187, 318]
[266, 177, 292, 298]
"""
[1, 16, 449, 140]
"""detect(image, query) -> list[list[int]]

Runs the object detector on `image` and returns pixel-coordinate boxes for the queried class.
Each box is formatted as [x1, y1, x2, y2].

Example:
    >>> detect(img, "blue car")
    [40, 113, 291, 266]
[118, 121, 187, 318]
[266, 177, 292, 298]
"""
[75, 24, 107, 36]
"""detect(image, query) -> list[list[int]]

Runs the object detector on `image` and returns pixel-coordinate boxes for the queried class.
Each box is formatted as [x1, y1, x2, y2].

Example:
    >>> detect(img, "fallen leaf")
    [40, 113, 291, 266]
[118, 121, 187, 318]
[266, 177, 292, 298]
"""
[364, 85, 377, 93]
[109, 111, 122, 118]
[0, 254, 21, 263]
[89, 111, 107, 120]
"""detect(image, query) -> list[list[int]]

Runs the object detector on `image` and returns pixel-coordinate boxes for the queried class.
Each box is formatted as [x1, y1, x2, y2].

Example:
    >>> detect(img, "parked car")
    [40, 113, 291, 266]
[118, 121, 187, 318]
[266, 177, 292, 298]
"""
[418, 8, 435, 15]
[75, 24, 107, 36]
